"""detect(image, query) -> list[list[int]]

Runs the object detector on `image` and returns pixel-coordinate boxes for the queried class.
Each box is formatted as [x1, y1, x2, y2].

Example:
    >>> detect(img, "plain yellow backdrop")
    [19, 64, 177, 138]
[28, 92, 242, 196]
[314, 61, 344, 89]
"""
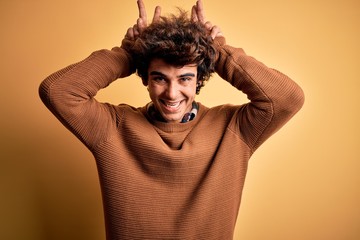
[1, 0, 359, 239]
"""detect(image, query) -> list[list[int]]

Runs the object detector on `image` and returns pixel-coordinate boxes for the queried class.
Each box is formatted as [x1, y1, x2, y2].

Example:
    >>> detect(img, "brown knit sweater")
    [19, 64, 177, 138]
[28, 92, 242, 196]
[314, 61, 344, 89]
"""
[39, 37, 304, 240]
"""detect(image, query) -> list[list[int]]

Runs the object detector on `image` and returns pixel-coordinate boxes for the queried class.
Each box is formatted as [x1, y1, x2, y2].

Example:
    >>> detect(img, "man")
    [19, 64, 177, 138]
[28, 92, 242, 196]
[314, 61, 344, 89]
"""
[39, 0, 304, 239]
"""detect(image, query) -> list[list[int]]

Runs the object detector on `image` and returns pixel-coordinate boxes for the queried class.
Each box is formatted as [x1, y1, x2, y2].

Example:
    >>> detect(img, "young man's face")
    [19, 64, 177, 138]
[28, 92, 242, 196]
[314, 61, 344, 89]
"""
[147, 58, 198, 123]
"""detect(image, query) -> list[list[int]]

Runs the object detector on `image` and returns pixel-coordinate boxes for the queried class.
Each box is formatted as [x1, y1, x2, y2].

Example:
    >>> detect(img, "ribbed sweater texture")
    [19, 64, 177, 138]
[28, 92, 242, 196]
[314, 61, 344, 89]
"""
[39, 37, 304, 240]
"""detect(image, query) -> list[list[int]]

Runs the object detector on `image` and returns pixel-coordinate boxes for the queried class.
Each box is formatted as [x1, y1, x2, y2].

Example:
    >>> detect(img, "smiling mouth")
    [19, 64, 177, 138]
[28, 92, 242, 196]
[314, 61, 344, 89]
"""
[161, 100, 182, 111]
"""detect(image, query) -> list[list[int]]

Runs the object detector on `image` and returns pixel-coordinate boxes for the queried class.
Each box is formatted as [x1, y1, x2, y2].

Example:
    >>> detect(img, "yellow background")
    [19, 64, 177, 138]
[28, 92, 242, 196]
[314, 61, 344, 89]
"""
[1, 0, 359, 239]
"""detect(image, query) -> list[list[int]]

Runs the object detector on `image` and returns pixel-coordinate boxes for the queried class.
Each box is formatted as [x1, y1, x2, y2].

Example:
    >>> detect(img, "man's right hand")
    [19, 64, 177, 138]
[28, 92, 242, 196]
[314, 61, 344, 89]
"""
[125, 0, 161, 41]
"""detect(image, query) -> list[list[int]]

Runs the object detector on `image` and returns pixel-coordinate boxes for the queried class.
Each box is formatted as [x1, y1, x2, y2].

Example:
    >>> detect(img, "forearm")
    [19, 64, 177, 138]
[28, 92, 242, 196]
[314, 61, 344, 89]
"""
[214, 37, 302, 107]
[39, 47, 133, 109]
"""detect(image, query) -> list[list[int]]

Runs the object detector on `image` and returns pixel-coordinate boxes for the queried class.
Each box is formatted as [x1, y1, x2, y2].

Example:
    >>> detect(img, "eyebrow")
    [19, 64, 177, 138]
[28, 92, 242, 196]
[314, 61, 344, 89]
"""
[149, 71, 166, 76]
[149, 71, 196, 78]
[179, 73, 196, 78]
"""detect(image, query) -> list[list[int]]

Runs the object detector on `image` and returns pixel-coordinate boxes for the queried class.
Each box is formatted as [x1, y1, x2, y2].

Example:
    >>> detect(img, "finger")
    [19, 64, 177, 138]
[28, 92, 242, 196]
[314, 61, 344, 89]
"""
[152, 6, 161, 23]
[191, 5, 198, 22]
[196, 0, 206, 23]
[204, 21, 212, 31]
[210, 25, 222, 39]
[137, 18, 146, 33]
[126, 27, 134, 40]
[133, 24, 140, 37]
[137, 0, 147, 25]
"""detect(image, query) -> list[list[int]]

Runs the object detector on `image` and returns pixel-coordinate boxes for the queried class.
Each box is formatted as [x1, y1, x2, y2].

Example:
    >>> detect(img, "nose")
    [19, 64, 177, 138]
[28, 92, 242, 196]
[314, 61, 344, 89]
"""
[165, 82, 179, 99]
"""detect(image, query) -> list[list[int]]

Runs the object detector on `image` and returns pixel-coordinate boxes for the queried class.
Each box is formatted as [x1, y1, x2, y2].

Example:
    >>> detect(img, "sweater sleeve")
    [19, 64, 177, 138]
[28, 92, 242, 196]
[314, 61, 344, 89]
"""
[39, 46, 135, 150]
[213, 37, 305, 152]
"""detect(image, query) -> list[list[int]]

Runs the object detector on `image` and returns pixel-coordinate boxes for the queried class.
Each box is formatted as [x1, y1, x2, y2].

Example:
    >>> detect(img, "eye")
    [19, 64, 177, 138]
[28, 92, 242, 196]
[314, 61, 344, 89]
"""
[180, 77, 191, 81]
[150, 76, 167, 85]
[153, 76, 165, 81]
[179, 76, 194, 86]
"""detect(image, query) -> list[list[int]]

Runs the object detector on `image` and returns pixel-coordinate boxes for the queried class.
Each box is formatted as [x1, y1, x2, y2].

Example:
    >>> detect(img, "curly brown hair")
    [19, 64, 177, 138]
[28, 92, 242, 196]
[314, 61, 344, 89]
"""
[131, 10, 217, 94]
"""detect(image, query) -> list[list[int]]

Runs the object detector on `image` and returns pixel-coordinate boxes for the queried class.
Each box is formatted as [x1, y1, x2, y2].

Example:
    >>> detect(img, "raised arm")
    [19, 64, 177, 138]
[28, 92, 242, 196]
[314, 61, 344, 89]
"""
[216, 41, 304, 151]
[192, 0, 304, 152]
[38, 47, 134, 149]
[38, 0, 161, 150]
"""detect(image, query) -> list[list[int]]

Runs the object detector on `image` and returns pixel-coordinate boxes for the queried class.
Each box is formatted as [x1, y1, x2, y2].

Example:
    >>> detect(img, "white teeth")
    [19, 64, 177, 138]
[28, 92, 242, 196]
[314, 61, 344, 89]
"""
[164, 101, 180, 107]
